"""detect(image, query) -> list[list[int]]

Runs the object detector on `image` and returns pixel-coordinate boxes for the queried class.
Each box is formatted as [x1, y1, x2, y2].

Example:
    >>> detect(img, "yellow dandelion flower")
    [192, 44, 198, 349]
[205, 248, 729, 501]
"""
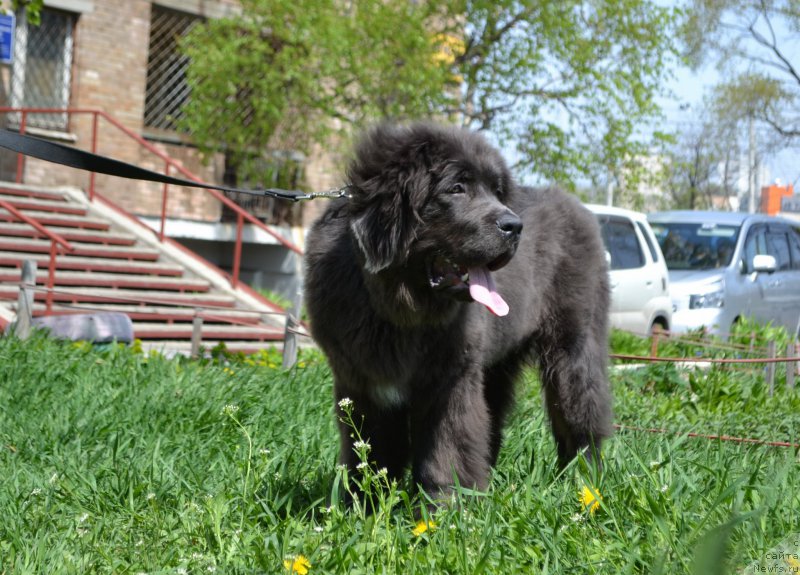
[580, 485, 602, 515]
[787, 556, 800, 569]
[283, 554, 311, 574]
[412, 520, 436, 537]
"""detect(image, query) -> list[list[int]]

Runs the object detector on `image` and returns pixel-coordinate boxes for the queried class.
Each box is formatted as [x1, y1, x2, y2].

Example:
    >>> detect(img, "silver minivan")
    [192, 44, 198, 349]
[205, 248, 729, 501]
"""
[648, 210, 800, 337]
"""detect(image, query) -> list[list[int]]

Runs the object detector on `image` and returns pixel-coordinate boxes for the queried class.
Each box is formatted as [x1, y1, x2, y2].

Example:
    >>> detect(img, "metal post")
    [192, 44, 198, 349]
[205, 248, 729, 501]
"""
[650, 325, 661, 358]
[766, 340, 776, 396]
[46, 240, 57, 314]
[15, 111, 26, 184]
[159, 162, 170, 241]
[232, 212, 243, 288]
[190, 309, 203, 358]
[282, 291, 301, 369]
[89, 112, 99, 201]
[15, 260, 37, 339]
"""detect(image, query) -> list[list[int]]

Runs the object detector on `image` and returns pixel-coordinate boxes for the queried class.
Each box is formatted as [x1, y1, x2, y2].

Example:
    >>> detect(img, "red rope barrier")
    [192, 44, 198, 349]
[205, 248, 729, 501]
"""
[610, 353, 800, 364]
[614, 424, 800, 448]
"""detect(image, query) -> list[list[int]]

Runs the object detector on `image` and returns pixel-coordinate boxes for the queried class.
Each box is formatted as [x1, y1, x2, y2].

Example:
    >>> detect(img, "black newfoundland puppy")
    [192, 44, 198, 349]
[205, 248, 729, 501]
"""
[304, 122, 611, 499]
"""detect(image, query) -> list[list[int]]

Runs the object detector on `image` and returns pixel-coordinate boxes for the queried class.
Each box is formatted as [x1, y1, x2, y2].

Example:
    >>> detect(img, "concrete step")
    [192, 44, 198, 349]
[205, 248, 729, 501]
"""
[0, 221, 137, 245]
[29, 302, 265, 324]
[0, 185, 73, 202]
[0, 182, 293, 354]
[0, 208, 110, 230]
[132, 322, 284, 341]
[0, 192, 87, 215]
[0, 267, 210, 291]
[0, 251, 183, 276]
[0, 185, 69, 202]
[0, 236, 160, 260]
[0, 285, 237, 307]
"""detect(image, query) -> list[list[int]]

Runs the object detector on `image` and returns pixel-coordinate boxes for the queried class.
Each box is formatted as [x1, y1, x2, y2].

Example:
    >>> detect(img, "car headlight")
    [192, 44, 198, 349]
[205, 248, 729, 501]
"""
[689, 289, 724, 309]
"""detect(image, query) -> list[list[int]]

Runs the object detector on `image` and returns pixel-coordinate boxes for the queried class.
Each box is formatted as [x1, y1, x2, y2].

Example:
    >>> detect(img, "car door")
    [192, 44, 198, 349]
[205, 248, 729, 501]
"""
[744, 224, 797, 330]
[600, 216, 655, 333]
[780, 225, 800, 334]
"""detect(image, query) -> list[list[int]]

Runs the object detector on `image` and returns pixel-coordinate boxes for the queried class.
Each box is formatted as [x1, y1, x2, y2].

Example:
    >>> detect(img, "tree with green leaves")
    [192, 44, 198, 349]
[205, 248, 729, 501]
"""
[684, 0, 800, 141]
[10, 0, 43, 24]
[181, 0, 680, 188]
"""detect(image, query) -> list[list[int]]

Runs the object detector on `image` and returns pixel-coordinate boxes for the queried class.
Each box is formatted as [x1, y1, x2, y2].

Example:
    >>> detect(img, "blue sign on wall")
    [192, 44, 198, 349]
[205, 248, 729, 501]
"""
[0, 13, 15, 65]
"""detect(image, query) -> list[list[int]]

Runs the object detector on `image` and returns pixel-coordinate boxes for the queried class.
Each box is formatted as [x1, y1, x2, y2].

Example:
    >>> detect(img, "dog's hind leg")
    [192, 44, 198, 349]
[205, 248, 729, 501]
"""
[538, 337, 612, 470]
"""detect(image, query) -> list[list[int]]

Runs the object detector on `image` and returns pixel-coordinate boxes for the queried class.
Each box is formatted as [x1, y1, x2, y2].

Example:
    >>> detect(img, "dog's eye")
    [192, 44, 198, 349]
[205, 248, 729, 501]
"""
[449, 183, 466, 194]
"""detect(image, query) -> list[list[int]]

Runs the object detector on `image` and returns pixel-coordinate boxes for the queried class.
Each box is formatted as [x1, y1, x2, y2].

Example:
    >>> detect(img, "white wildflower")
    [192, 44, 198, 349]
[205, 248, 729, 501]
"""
[221, 404, 239, 416]
[337, 397, 353, 409]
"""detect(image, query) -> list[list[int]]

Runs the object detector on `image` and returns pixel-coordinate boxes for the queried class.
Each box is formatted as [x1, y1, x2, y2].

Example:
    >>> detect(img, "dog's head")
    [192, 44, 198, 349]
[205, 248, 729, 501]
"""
[346, 122, 521, 316]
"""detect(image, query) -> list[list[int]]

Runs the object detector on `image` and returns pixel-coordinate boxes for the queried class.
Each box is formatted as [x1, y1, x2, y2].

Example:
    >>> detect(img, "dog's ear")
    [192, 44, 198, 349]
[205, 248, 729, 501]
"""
[349, 166, 428, 273]
[347, 123, 435, 272]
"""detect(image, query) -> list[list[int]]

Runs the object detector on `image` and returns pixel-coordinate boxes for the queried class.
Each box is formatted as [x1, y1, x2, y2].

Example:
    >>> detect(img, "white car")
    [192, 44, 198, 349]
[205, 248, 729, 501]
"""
[586, 204, 672, 335]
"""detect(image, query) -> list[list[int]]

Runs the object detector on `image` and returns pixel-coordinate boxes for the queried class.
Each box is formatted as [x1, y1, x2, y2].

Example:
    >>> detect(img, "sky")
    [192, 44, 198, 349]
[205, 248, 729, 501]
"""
[660, 64, 800, 189]
[655, 2, 800, 191]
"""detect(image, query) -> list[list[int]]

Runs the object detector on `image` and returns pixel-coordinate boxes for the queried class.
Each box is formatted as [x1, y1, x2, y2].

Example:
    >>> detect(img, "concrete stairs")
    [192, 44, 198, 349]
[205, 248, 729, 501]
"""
[0, 182, 297, 355]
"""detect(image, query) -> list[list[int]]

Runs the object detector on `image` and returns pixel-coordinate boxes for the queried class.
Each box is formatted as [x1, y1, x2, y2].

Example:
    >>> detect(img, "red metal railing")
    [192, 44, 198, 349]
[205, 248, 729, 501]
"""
[0, 198, 73, 314]
[0, 108, 303, 290]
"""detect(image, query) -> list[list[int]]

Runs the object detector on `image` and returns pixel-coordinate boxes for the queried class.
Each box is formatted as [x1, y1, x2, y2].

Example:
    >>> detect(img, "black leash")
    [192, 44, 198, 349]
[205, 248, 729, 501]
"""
[0, 129, 350, 202]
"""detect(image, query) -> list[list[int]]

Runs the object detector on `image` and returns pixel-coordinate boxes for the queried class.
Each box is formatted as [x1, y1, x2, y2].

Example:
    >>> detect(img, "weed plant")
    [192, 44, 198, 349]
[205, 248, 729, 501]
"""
[0, 330, 798, 573]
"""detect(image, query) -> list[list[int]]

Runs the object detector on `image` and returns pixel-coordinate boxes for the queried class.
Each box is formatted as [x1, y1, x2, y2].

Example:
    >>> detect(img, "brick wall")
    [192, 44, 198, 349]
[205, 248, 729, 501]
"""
[3, 0, 344, 230]
[301, 138, 348, 229]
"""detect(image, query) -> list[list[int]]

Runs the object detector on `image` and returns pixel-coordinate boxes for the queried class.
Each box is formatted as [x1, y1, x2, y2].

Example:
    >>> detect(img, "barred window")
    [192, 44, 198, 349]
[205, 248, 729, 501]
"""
[11, 8, 75, 131]
[144, 5, 202, 135]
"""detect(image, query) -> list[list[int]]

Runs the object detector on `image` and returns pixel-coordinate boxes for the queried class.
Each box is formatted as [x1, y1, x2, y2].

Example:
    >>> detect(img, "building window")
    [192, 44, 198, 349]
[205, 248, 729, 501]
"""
[144, 5, 201, 136]
[11, 8, 75, 131]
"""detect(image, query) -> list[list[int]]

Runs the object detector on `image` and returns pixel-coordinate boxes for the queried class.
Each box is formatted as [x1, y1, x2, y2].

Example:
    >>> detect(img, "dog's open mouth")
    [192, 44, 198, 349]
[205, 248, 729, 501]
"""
[428, 254, 511, 317]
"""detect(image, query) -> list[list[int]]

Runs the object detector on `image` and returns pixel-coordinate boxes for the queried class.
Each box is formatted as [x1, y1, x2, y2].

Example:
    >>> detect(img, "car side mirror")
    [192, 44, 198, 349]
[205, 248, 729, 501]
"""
[751, 254, 777, 274]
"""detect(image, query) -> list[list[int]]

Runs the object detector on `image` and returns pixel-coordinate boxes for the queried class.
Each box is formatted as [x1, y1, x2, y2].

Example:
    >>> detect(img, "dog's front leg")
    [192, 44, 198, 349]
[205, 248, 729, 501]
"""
[410, 372, 492, 500]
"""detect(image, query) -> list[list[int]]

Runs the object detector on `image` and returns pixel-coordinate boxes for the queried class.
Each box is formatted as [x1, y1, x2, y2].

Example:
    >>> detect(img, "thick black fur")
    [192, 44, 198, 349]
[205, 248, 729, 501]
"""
[304, 122, 612, 499]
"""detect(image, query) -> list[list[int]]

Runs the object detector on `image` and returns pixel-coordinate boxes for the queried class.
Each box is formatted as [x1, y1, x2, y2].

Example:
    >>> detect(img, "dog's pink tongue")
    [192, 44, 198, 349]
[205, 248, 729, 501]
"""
[468, 266, 509, 317]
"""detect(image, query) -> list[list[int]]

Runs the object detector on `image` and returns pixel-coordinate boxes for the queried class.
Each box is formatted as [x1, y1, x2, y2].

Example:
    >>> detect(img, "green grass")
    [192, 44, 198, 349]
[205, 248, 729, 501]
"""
[1, 332, 799, 574]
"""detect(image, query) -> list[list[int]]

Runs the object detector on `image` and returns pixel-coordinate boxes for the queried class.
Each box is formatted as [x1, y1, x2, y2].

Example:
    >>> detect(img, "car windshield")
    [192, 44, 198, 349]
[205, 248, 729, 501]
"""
[650, 222, 741, 271]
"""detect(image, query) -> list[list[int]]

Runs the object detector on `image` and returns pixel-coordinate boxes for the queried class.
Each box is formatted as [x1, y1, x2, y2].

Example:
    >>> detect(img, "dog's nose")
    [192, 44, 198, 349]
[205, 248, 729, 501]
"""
[496, 212, 523, 240]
